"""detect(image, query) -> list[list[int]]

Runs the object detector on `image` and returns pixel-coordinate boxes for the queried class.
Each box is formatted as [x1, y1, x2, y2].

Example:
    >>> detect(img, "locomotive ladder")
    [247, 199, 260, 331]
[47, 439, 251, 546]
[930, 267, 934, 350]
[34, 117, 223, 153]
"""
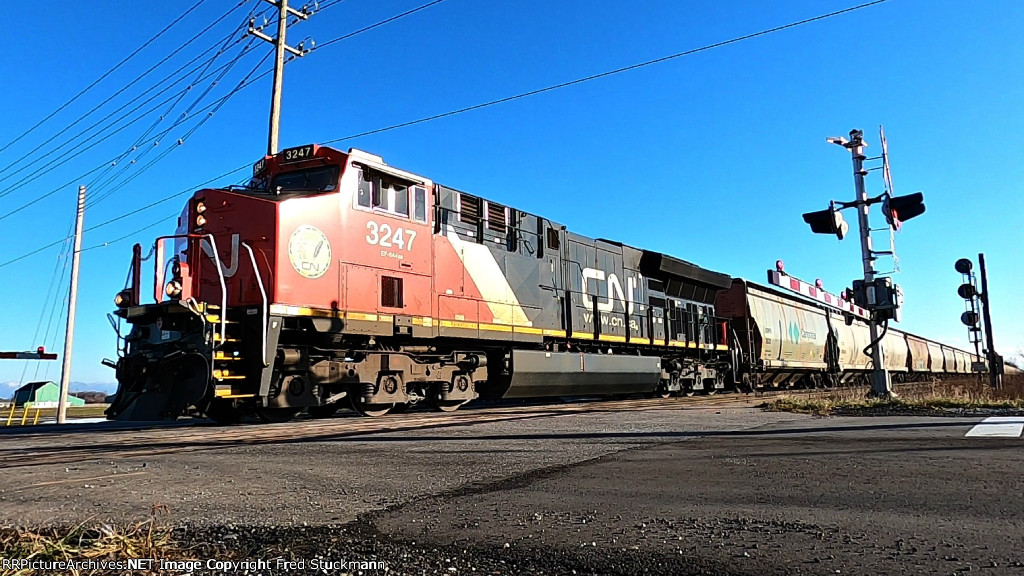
[208, 241, 269, 400]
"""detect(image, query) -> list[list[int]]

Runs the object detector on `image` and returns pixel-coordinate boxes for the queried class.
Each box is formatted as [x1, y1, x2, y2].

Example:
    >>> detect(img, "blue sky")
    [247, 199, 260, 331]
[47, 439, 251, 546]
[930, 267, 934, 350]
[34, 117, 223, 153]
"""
[1, 0, 1021, 392]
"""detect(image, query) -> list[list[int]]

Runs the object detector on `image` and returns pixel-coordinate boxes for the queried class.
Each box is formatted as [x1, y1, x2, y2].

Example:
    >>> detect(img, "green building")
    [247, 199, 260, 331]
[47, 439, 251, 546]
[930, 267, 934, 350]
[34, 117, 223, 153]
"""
[11, 381, 84, 407]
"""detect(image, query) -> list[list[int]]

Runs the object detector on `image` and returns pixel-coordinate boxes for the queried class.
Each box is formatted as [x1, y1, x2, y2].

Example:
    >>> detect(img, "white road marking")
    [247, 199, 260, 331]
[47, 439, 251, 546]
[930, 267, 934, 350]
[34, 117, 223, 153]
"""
[965, 416, 1024, 438]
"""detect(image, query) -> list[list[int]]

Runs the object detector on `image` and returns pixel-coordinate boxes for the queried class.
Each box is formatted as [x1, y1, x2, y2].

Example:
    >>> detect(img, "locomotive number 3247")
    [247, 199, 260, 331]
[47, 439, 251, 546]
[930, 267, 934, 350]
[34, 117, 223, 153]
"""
[365, 221, 417, 250]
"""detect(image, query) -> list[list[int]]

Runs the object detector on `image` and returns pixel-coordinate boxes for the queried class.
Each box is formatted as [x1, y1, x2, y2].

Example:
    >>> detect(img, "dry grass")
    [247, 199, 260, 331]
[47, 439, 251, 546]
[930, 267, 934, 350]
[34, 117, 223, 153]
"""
[0, 520, 187, 575]
[765, 373, 1024, 416]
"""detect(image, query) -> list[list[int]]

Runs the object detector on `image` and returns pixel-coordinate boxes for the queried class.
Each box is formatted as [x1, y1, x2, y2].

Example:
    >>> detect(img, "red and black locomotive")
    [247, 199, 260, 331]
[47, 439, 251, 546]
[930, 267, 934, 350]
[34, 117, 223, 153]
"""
[106, 145, 734, 422]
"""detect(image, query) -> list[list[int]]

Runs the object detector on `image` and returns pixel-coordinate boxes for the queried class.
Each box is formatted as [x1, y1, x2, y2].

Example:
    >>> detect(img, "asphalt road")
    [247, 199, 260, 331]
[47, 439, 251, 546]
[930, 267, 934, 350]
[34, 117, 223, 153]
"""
[1, 406, 1021, 575]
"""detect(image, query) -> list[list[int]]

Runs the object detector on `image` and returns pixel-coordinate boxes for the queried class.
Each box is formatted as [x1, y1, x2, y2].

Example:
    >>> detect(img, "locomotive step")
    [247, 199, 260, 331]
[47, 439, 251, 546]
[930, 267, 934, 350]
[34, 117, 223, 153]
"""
[213, 373, 246, 380]
[204, 315, 239, 324]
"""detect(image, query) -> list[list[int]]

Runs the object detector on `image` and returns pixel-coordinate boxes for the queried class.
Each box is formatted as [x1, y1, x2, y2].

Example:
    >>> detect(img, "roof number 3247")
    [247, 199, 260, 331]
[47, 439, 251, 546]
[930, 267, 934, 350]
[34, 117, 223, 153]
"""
[366, 221, 416, 251]
[283, 145, 313, 161]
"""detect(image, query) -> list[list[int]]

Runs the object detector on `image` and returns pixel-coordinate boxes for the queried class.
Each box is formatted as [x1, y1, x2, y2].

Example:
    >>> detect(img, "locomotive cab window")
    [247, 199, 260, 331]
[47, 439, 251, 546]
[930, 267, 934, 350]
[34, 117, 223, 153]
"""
[270, 165, 339, 194]
[357, 166, 425, 221]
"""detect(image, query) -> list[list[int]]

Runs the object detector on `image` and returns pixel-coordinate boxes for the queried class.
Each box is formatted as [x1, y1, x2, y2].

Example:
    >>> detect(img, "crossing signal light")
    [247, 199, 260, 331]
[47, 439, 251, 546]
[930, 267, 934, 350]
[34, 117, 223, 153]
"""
[954, 258, 973, 274]
[961, 311, 979, 327]
[881, 192, 925, 230]
[957, 283, 976, 299]
[802, 201, 848, 240]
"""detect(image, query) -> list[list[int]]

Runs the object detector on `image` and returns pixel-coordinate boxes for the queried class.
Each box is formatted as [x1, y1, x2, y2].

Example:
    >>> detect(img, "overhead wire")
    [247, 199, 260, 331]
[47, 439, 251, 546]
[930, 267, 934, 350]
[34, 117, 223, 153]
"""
[81, 8, 264, 203]
[85, 36, 264, 209]
[0, 0, 434, 223]
[0, 1, 252, 184]
[0, 4, 264, 198]
[33, 223, 76, 381]
[0, 11, 268, 220]
[311, 0, 446, 52]
[0, 0, 211, 157]
[325, 0, 892, 145]
[3, 0, 887, 266]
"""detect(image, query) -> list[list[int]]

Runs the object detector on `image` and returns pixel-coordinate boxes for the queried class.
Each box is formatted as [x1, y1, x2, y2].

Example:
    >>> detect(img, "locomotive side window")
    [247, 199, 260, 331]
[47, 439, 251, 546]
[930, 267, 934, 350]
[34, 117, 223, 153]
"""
[414, 187, 427, 222]
[358, 166, 416, 219]
[391, 182, 410, 217]
[357, 167, 372, 207]
[547, 227, 560, 251]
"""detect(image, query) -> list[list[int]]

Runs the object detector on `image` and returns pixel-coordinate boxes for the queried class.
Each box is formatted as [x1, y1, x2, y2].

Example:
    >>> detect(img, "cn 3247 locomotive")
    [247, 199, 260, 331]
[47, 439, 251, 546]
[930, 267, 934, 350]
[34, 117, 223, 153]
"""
[105, 145, 979, 422]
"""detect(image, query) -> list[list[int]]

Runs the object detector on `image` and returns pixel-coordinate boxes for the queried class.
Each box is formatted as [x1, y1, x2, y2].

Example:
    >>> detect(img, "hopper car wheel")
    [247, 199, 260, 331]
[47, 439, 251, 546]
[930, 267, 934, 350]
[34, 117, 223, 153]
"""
[205, 399, 243, 425]
[349, 395, 392, 417]
[704, 388, 718, 396]
[683, 390, 696, 397]
[256, 407, 301, 423]
[655, 391, 671, 399]
[390, 402, 411, 414]
[429, 397, 466, 412]
[307, 403, 341, 419]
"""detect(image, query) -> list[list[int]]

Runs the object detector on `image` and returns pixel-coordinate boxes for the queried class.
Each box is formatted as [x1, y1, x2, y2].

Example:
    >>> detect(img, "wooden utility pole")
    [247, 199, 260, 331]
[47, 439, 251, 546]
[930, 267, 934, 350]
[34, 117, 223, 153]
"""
[248, 0, 313, 155]
[57, 186, 85, 424]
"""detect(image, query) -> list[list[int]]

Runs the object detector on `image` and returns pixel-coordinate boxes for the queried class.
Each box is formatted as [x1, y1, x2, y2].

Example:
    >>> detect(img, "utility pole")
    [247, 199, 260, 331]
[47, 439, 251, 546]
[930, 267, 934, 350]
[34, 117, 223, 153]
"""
[978, 253, 1002, 390]
[248, 0, 314, 156]
[57, 186, 85, 424]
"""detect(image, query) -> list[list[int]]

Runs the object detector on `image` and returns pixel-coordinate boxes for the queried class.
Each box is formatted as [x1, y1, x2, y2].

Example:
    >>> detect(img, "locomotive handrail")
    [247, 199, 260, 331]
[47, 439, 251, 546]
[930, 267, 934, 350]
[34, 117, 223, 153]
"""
[241, 241, 269, 367]
[153, 233, 227, 347]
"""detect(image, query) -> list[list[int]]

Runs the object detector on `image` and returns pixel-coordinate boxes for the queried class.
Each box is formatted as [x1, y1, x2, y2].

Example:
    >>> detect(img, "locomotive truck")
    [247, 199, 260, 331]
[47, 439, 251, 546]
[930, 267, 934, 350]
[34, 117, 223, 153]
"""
[105, 144, 981, 423]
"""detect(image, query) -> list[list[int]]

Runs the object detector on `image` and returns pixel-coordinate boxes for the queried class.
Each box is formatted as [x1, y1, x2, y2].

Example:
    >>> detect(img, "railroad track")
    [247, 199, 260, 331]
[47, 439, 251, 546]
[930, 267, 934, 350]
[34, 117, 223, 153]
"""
[0, 385, 862, 468]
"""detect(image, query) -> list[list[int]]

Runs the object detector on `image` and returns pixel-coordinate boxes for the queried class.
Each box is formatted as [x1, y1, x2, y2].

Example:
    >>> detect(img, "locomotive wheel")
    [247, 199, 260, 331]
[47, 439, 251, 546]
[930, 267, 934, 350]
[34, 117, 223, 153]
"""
[307, 403, 341, 419]
[255, 407, 301, 423]
[428, 397, 466, 412]
[349, 395, 392, 417]
[204, 399, 243, 425]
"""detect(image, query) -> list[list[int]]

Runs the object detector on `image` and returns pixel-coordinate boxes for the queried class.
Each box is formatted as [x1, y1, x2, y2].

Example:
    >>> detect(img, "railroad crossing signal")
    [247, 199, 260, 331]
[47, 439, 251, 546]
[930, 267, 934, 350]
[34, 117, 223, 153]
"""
[802, 201, 849, 240]
[954, 254, 1002, 389]
[881, 192, 926, 230]
[0, 346, 57, 360]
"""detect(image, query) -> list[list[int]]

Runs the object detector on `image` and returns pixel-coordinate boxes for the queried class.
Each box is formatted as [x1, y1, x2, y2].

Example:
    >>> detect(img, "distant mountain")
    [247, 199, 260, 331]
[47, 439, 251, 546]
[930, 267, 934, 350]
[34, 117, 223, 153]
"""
[71, 381, 117, 394]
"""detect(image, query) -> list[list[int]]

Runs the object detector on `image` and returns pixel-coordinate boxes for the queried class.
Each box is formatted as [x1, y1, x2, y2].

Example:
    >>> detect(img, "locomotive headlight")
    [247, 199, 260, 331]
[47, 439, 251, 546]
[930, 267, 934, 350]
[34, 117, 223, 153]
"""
[195, 201, 206, 214]
[195, 214, 207, 227]
[165, 280, 183, 298]
[114, 289, 133, 308]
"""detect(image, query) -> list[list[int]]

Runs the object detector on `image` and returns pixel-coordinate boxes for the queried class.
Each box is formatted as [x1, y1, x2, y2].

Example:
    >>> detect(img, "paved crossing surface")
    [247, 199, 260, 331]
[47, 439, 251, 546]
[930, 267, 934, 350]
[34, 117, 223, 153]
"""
[1, 408, 1022, 575]
[965, 415, 1024, 437]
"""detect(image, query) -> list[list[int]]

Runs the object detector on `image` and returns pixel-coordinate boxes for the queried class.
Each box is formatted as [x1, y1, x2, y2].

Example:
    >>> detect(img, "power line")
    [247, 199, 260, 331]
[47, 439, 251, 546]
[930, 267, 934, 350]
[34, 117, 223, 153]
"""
[312, 0, 446, 52]
[85, 38, 265, 210]
[0, 32, 267, 219]
[0, 0, 431, 226]
[82, 213, 178, 252]
[0, 1, 255, 190]
[0, 0, 211, 156]
[81, 0, 889, 254]
[0, 163, 250, 270]
[326, 0, 892, 144]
